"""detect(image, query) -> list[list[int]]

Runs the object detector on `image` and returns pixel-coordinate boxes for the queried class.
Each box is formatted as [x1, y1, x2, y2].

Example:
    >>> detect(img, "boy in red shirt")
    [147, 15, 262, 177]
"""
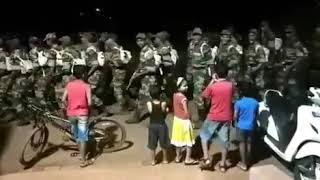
[199, 63, 234, 172]
[62, 65, 92, 168]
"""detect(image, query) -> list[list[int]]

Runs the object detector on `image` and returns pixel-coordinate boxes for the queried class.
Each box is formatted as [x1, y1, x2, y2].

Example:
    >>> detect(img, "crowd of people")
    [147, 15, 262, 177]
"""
[0, 20, 320, 168]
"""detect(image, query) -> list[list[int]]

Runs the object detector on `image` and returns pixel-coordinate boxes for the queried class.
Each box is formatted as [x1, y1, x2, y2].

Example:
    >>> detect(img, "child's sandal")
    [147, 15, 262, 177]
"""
[199, 159, 211, 171]
[218, 163, 227, 173]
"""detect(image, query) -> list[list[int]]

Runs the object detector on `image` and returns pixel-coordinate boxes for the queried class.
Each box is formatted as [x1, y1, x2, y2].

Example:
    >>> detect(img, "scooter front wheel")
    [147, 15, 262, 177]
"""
[294, 156, 320, 180]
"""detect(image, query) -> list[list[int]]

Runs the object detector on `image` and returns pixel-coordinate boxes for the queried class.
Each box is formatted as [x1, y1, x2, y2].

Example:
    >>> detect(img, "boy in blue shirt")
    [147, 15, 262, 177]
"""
[234, 80, 259, 171]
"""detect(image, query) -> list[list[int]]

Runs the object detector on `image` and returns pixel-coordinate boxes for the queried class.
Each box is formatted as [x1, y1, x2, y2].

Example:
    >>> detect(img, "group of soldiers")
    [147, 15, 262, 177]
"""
[0, 21, 319, 127]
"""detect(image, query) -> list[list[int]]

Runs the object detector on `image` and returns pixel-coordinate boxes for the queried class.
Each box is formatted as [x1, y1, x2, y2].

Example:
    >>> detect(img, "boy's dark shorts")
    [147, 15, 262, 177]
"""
[148, 123, 170, 150]
[236, 128, 253, 142]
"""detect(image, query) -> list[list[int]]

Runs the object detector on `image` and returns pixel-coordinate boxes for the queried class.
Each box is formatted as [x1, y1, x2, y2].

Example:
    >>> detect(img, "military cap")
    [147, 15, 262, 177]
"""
[59, 36, 71, 44]
[136, 33, 147, 39]
[192, 27, 202, 35]
[43, 33, 57, 41]
[284, 25, 296, 33]
[28, 36, 39, 43]
[154, 31, 170, 41]
[220, 29, 232, 35]
[249, 29, 258, 35]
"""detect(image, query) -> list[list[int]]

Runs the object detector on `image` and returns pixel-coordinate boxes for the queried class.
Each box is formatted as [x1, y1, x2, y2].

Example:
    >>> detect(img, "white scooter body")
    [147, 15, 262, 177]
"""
[258, 88, 320, 162]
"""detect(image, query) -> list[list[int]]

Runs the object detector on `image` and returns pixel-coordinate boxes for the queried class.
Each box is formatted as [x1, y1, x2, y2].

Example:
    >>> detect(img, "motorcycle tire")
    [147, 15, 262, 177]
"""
[294, 156, 320, 180]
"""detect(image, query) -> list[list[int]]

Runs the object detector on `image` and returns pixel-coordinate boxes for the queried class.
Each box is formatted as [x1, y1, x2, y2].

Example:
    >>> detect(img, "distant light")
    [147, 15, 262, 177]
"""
[95, 8, 101, 12]
[109, 17, 112, 20]
[80, 12, 85, 16]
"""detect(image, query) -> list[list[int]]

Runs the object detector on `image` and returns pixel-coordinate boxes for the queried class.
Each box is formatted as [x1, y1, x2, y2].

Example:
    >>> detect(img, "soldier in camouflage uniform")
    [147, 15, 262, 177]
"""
[244, 29, 267, 99]
[80, 32, 107, 112]
[277, 25, 308, 91]
[186, 28, 214, 127]
[126, 33, 159, 124]
[153, 31, 178, 101]
[0, 41, 10, 93]
[105, 37, 132, 112]
[216, 29, 242, 99]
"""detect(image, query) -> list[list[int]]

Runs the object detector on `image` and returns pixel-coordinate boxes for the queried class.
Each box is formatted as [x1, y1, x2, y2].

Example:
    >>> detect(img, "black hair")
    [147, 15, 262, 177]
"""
[72, 65, 86, 80]
[149, 85, 161, 100]
[237, 80, 254, 98]
[214, 63, 228, 78]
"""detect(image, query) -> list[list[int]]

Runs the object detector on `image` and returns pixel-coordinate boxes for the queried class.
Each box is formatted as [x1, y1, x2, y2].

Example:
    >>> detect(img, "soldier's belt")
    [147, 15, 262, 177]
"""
[192, 65, 207, 69]
[248, 63, 258, 67]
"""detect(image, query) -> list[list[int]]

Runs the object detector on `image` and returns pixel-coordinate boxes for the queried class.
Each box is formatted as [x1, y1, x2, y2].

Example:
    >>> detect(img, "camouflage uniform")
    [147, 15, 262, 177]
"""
[126, 33, 159, 123]
[216, 30, 242, 84]
[277, 26, 308, 90]
[86, 45, 105, 107]
[105, 43, 129, 109]
[0, 48, 9, 93]
[244, 29, 268, 98]
[153, 31, 177, 99]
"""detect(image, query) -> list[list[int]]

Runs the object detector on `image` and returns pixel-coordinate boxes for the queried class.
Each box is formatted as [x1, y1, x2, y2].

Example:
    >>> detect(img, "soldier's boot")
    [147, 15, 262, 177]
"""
[125, 109, 141, 124]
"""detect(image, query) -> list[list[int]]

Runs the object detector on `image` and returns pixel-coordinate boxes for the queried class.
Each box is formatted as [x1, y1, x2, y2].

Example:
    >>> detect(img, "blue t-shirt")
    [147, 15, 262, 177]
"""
[234, 97, 259, 130]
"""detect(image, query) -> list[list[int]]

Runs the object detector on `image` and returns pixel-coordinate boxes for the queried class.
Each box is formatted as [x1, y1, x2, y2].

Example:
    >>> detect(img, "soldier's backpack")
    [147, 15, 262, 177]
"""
[38, 51, 48, 67]
[255, 44, 270, 62]
[200, 42, 219, 64]
[114, 46, 132, 64]
[51, 49, 64, 66]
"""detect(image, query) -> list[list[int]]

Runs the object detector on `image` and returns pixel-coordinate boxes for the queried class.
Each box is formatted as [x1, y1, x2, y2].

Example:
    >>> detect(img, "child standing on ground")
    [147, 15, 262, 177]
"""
[171, 77, 198, 165]
[62, 65, 92, 168]
[146, 85, 170, 166]
[234, 80, 259, 171]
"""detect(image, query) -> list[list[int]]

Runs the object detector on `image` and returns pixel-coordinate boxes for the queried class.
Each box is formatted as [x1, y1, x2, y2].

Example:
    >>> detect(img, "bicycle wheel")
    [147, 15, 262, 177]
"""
[19, 126, 49, 166]
[89, 119, 126, 153]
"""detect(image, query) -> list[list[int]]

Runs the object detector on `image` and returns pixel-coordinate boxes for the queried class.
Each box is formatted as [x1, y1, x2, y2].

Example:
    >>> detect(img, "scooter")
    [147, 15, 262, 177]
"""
[257, 87, 320, 180]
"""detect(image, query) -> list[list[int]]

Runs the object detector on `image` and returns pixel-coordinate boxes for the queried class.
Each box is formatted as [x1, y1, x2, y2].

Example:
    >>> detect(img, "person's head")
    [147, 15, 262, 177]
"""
[72, 65, 86, 80]
[149, 85, 161, 100]
[220, 29, 232, 45]
[214, 63, 228, 79]
[237, 80, 253, 97]
[260, 20, 270, 32]
[176, 77, 188, 93]
[28, 36, 39, 49]
[284, 25, 297, 40]
[192, 27, 202, 42]
[136, 33, 147, 48]
[80, 32, 97, 45]
[44, 33, 57, 47]
[58, 36, 72, 47]
[248, 29, 258, 43]
[105, 38, 118, 50]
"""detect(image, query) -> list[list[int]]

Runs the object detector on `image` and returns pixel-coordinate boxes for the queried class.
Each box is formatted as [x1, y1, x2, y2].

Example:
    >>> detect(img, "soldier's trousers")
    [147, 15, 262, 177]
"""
[112, 69, 126, 107]
[192, 67, 208, 109]
[88, 69, 104, 107]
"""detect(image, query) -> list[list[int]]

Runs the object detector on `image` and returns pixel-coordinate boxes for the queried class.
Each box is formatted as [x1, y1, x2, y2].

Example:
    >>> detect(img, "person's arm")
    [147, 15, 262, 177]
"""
[147, 101, 152, 113]
[161, 102, 169, 113]
[233, 102, 239, 127]
[62, 88, 68, 108]
[86, 84, 92, 107]
[181, 98, 189, 118]
[202, 84, 213, 99]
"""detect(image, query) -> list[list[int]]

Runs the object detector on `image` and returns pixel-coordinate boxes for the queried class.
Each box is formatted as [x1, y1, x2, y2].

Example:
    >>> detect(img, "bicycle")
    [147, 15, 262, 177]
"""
[19, 97, 127, 166]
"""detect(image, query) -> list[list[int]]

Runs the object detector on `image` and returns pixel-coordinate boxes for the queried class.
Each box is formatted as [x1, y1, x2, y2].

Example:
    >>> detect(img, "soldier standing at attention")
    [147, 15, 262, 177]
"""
[126, 33, 159, 124]
[244, 29, 267, 99]
[186, 27, 214, 128]
[105, 36, 132, 113]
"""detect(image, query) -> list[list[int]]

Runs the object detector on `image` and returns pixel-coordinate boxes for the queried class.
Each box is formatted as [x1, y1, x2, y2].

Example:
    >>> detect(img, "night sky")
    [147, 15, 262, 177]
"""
[0, 1, 318, 45]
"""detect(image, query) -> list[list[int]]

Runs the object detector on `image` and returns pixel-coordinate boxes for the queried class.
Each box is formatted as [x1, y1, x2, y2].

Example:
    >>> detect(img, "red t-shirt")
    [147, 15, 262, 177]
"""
[202, 79, 234, 122]
[66, 79, 90, 117]
[173, 92, 190, 120]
